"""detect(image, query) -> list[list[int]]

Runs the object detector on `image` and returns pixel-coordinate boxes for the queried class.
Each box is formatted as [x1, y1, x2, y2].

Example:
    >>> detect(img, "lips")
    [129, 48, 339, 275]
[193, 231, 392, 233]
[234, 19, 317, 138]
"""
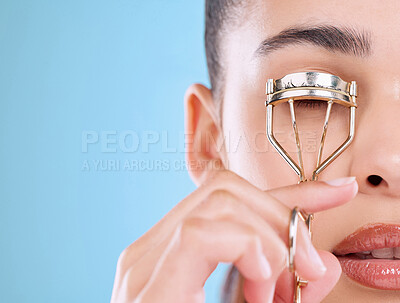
[332, 223, 400, 290]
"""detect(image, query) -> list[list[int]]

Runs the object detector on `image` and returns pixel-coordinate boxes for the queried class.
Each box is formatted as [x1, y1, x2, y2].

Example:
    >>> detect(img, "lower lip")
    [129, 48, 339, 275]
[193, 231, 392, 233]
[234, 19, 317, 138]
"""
[337, 256, 400, 290]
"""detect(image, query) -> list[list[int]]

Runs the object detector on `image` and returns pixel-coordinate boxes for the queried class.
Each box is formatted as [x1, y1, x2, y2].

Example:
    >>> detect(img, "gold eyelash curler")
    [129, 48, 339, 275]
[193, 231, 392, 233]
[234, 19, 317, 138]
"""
[265, 72, 358, 303]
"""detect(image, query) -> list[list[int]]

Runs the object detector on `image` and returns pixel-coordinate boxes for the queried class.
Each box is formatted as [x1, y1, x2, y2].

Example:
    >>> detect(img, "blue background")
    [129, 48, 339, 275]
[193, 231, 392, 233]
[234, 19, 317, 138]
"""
[0, 1, 229, 302]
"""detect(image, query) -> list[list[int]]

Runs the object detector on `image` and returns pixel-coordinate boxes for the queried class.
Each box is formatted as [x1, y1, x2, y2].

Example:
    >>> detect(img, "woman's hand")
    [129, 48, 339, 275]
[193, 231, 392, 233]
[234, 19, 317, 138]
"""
[110, 169, 358, 303]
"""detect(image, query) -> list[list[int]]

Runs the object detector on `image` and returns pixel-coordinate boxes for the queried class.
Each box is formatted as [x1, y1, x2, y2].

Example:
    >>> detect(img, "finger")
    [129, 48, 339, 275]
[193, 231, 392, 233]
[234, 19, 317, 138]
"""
[135, 217, 279, 303]
[243, 279, 276, 303]
[274, 250, 342, 303]
[129, 189, 328, 302]
[129, 170, 358, 256]
[302, 251, 342, 302]
[189, 190, 327, 281]
[267, 177, 358, 212]
[120, 170, 357, 296]
[114, 232, 176, 301]
[242, 222, 327, 303]
[175, 192, 325, 303]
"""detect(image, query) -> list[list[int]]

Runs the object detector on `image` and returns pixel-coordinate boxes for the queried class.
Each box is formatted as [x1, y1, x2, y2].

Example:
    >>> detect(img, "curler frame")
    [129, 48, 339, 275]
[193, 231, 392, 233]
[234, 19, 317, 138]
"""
[265, 71, 358, 303]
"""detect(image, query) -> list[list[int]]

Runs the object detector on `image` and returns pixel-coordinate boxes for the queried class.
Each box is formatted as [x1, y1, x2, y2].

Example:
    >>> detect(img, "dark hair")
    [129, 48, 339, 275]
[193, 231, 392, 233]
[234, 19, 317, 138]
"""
[205, 0, 245, 104]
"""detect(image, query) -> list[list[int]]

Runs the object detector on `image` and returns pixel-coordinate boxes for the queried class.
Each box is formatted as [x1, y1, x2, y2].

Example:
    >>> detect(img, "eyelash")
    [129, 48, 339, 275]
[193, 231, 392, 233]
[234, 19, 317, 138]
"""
[295, 100, 325, 109]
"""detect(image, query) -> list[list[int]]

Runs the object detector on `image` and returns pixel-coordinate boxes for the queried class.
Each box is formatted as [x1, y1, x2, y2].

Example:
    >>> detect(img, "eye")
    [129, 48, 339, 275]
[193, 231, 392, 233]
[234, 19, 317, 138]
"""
[295, 100, 326, 109]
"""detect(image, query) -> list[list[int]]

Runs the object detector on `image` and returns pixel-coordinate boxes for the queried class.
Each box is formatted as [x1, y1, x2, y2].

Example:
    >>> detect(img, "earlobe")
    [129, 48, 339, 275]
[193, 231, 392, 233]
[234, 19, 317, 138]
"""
[184, 83, 225, 186]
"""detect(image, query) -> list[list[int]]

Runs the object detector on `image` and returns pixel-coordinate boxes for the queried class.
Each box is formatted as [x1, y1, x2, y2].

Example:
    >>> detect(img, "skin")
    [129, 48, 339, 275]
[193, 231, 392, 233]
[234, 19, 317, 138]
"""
[111, 0, 400, 302]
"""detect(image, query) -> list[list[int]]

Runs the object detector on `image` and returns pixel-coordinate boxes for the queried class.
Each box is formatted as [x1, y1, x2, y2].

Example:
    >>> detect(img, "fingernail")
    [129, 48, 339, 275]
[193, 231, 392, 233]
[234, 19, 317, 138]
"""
[259, 254, 272, 279]
[324, 176, 356, 187]
[308, 244, 327, 273]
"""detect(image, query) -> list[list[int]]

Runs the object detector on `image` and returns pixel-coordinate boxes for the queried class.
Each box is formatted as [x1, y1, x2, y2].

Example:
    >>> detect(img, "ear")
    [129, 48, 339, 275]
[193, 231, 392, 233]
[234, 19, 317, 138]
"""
[184, 84, 225, 186]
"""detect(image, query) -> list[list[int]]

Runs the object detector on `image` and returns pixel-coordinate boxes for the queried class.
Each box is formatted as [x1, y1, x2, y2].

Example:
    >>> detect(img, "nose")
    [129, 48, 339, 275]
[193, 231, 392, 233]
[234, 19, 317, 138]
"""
[349, 95, 400, 197]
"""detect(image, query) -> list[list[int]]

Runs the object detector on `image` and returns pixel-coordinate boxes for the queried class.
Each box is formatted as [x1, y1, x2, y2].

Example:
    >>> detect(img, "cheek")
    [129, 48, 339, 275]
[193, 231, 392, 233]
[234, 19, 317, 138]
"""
[222, 97, 300, 189]
[312, 210, 343, 251]
[222, 99, 351, 189]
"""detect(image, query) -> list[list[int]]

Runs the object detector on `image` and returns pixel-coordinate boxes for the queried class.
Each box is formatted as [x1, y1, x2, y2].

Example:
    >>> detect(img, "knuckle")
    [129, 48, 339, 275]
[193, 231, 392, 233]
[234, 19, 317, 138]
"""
[202, 189, 238, 219]
[179, 217, 207, 249]
[117, 247, 130, 270]
[207, 189, 230, 201]
[113, 248, 132, 282]
[246, 229, 262, 248]
[116, 243, 142, 272]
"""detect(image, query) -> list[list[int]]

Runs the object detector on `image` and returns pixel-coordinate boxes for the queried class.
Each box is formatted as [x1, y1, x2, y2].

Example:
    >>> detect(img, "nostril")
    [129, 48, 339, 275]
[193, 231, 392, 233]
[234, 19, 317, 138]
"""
[367, 175, 383, 186]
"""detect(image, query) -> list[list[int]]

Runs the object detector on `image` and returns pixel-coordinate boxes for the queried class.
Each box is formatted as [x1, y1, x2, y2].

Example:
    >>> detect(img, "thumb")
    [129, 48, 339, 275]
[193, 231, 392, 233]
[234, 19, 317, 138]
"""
[274, 250, 342, 302]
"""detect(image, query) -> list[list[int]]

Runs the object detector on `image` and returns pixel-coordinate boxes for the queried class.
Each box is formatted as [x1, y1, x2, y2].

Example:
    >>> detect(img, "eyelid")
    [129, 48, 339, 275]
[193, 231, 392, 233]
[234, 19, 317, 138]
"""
[291, 68, 344, 78]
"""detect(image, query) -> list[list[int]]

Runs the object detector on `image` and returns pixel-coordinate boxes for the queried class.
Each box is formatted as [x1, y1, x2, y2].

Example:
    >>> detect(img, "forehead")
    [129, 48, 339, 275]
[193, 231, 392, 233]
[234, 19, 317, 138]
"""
[249, 0, 395, 39]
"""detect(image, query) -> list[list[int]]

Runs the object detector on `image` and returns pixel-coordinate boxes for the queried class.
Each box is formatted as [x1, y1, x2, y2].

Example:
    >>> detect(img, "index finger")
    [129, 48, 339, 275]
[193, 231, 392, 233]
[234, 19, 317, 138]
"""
[130, 169, 357, 256]
[266, 176, 358, 213]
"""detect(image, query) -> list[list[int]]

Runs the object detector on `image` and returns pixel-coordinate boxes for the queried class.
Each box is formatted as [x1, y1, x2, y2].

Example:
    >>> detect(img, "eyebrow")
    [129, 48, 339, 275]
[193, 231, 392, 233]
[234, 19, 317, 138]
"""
[254, 24, 372, 58]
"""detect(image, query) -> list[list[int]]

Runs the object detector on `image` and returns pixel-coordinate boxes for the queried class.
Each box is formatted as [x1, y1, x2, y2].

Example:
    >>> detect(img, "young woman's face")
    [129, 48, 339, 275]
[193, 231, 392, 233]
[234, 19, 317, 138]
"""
[220, 0, 400, 301]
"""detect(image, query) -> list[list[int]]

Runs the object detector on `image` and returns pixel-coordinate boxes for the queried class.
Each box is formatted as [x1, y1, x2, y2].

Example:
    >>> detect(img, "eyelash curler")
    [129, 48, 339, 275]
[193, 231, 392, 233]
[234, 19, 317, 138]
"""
[265, 72, 358, 303]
